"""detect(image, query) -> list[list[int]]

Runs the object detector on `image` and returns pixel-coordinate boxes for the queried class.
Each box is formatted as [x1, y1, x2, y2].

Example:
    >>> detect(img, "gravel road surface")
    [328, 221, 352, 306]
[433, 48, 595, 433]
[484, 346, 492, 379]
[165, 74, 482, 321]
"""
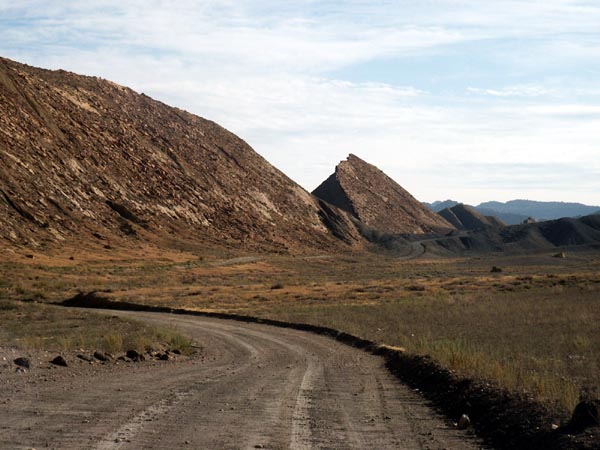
[0, 310, 482, 449]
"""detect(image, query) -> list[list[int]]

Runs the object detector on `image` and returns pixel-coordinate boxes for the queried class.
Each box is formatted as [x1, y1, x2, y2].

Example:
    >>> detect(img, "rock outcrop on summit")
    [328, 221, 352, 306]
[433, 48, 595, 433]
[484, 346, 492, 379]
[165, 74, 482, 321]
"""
[0, 57, 361, 253]
[312, 154, 453, 235]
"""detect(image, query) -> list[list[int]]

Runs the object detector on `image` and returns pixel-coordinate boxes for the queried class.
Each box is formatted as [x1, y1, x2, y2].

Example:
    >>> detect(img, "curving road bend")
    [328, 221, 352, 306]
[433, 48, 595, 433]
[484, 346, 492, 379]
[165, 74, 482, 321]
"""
[0, 311, 482, 450]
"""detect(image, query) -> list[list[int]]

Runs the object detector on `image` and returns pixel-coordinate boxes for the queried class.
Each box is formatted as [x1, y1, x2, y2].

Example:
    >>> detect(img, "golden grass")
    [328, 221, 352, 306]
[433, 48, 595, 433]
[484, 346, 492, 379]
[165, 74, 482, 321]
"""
[252, 286, 599, 412]
[0, 300, 192, 354]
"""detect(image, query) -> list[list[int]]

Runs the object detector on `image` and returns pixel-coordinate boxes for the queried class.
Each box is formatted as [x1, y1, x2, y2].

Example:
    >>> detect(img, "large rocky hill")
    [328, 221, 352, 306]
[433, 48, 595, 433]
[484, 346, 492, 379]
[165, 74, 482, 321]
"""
[0, 57, 361, 254]
[313, 155, 453, 235]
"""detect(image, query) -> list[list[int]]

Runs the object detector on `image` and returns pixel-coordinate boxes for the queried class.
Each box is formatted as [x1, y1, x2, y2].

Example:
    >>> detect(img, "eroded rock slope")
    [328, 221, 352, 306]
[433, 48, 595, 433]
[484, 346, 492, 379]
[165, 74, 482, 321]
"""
[439, 204, 506, 231]
[313, 154, 453, 235]
[0, 57, 360, 253]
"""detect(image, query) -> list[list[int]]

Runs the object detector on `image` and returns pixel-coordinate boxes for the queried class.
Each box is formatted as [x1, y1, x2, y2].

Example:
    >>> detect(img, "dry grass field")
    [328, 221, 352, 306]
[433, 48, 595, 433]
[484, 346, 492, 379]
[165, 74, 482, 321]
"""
[258, 287, 599, 412]
[1, 243, 599, 413]
[0, 300, 192, 354]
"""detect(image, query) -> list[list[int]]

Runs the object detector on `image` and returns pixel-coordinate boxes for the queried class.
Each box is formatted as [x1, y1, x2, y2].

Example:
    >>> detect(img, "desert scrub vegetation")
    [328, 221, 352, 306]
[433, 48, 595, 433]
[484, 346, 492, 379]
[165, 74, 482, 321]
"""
[254, 285, 600, 413]
[0, 300, 193, 354]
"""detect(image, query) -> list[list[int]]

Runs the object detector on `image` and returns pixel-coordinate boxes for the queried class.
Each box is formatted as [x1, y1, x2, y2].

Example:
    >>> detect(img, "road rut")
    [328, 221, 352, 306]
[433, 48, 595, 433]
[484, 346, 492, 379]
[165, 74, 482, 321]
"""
[0, 310, 482, 449]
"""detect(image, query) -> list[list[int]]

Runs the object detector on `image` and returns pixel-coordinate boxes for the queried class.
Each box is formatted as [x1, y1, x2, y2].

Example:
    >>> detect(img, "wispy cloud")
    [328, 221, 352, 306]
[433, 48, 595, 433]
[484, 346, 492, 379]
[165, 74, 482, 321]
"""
[422, 162, 600, 205]
[1, 1, 599, 204]
[522, 104, 600, 117]
[467, 85, 556, 98]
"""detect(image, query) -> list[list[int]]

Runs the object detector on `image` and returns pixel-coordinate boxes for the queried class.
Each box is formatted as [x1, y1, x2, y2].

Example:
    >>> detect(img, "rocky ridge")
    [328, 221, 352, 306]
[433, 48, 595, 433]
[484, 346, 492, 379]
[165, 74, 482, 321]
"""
[439, 204, 506, 231]
[0, 57, 361, 253]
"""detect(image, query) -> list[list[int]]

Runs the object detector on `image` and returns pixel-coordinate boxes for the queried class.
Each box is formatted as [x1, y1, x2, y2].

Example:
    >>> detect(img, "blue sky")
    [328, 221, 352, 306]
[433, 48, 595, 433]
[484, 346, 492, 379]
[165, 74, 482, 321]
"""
[1, 0, 600, 205]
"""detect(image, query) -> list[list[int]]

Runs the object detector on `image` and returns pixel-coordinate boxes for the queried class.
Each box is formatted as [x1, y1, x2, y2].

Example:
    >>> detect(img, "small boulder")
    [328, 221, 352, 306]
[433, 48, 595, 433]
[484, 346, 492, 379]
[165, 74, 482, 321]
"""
[126, 349, 139, 359]
[77, 354, 94, 362]
[126, 350, 145, 362]
[569, 399, 600, 430]
[457, 414, 471, 430]
[50, 356, 68, 367]
[93, 351, 109, 362]
[158, 353, 170, 361]
[14, 357, 30, 369]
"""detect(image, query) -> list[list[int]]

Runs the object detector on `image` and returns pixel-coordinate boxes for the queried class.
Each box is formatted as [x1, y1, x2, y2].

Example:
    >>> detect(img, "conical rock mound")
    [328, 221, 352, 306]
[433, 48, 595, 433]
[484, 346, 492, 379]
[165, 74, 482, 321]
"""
[313, 154, 453, 235]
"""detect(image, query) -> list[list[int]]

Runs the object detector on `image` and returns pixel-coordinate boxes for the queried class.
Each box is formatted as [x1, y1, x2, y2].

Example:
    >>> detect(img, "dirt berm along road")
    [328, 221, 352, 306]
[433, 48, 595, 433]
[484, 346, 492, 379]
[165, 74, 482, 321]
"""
[0, 310, 482, 449]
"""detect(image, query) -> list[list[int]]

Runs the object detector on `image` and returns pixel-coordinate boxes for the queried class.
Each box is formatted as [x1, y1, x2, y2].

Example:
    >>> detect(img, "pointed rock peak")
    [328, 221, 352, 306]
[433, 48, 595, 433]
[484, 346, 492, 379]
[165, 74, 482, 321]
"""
[341, 154, 373, 169]
[346, 153, 363, 162]
[313, 155, 454, 235]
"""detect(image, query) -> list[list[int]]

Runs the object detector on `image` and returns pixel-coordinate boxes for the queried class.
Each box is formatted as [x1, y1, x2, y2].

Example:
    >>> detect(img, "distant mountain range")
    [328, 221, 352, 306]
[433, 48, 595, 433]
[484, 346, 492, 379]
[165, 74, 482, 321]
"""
[424, 200, 600, 225]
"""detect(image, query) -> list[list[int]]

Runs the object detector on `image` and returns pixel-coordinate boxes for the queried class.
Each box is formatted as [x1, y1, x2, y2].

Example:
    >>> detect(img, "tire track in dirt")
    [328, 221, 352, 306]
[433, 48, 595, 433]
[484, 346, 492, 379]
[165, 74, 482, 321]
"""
[290, 360, 320, 449]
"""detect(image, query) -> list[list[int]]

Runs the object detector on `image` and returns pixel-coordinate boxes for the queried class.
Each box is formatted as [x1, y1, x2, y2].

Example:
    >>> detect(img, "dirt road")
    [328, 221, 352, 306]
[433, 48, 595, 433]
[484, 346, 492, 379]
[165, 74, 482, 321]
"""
[0, 311, 481, 449]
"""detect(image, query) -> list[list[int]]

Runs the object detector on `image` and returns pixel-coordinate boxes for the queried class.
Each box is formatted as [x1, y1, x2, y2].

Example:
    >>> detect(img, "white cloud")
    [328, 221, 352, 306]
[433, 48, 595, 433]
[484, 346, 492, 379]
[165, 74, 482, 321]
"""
[1, 0, 600, 204]
[467, 85, 556, 98]
[522, 104, 600, 116]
